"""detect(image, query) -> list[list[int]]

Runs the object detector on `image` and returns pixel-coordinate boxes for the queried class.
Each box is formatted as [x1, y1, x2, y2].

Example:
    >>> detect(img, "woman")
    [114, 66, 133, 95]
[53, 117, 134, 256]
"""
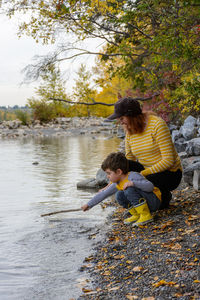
[107, 97, 182, 209]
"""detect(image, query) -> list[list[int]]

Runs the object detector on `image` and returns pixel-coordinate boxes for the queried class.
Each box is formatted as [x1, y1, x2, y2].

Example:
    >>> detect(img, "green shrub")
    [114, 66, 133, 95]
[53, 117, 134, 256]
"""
[15, 110, 31, 125]
[28, 100, 57, 123]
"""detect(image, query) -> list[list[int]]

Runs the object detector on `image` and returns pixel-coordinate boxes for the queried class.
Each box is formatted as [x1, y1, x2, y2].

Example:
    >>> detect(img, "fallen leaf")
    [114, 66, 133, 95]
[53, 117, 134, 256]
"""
[82, 287, 95, 293]
[142, 297, 155, 300]
[153, 276, 159, 281]
[102, 271, 111, 276]
[188, 215, 199, 221]
[161, 221, 174, 230]
[171, 243, 182, 250]
[194, 280, 200, 283]
[153, 280, 176, 287]
[85, 256, 94, 261]
[108, 286, 120, 291]
[114, 254, 125, 259]
[126, 260, 133, 264]
[151, 241, 160, 245]
[126, 294, 138, 300]
[133, 266, 144, 272]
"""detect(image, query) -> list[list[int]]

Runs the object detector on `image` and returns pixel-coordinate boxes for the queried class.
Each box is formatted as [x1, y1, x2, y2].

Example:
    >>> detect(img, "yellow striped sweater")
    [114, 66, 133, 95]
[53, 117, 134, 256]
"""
[125, 114, 182, 177]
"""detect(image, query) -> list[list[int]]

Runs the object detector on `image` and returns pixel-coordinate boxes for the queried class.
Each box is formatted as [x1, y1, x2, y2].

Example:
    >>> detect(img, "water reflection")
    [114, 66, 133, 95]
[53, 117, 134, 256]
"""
[0, 135, 120, 299]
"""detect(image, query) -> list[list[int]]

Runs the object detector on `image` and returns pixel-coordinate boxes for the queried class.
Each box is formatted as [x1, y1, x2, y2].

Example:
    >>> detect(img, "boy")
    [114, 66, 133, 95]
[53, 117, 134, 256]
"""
[81, 152, 161, 226]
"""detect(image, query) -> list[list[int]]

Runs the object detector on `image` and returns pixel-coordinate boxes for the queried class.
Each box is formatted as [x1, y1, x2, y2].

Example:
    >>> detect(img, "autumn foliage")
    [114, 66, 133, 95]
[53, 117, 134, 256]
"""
[1, 0, 200, 120]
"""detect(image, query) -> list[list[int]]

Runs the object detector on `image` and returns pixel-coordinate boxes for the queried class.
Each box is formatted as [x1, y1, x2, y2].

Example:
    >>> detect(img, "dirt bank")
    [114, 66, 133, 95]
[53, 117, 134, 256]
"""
[78, 186, 200, 300]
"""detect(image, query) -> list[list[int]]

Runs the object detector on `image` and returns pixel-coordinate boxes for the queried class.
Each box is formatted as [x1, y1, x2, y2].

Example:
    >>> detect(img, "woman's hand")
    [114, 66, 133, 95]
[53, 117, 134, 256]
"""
[81, 204, 90, 211]
[123, 181, 134, 190]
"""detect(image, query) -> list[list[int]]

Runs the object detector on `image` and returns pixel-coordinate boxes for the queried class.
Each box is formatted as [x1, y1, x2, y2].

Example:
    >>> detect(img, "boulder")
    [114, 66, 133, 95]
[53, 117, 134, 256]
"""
[96, 168, 109, 186]
[77, 178, 98, 189]
[174, 138, 188, 153]
[185, 137, 200, 156]
[171, 130, 181, 143]
[179, 115, 197, 140]
[182, 156, 200, 186]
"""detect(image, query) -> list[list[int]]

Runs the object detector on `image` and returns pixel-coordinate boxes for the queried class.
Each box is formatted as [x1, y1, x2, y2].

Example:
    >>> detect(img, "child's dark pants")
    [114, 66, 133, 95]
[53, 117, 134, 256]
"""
[116, 186, 160, 212]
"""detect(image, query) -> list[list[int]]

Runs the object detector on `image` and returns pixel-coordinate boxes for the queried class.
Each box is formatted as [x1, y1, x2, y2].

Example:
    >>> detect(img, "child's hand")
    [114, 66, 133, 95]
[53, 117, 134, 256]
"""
[123, 181, 134, 190]
[81, 204, 90, 211]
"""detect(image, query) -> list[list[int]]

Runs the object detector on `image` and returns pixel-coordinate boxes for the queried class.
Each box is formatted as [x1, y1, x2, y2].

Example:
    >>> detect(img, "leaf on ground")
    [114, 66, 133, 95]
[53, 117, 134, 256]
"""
[108, 286, 120, 291]
[114, 254, 125, 259]
[160, 221, 174, 230]
[102, 270, 111, 276]
[153, 280, 176, 287]
[85, 256, 94, 261]
[133, 266, 144, 272]
[151, 241, 160, 245]
[171, 243, 182, 250]
[188, 215, 199, 221]
[126, 294, 138, 299]
[126, 260, 133, 264]
[82, 287, 97, 294]
[142, 297, 155, 300]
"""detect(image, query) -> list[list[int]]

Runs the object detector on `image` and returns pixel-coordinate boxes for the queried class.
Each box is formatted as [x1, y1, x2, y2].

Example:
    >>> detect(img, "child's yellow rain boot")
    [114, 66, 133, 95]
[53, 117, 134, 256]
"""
[124, 206, 139, 224]
[132, 199, 153, 226]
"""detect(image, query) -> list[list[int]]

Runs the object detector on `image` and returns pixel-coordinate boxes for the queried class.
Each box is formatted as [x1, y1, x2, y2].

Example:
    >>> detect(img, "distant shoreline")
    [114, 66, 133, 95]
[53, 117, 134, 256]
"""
[0, 117, 120, 139]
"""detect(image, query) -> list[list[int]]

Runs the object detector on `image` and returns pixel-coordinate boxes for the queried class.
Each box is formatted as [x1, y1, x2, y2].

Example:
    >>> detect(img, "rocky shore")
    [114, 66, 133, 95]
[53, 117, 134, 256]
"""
[74, 115, 200, 300]
[1, 115, 200, 299]
[78, 185, 200, 300]
[0, 117, 120, 139]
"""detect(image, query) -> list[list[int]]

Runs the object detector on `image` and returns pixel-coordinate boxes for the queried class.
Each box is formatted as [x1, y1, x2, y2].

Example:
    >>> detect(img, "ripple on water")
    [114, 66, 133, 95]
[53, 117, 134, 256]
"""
[0, 136, 119, 299]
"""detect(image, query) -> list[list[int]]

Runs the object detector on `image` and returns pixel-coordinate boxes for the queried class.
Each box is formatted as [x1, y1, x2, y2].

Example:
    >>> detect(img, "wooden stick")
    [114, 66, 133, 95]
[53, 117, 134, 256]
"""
[41, 208, 82, 217]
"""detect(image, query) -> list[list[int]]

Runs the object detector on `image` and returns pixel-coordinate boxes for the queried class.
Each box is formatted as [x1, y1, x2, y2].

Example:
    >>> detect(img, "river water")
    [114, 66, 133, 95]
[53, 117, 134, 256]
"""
[0, 135, 120, 300]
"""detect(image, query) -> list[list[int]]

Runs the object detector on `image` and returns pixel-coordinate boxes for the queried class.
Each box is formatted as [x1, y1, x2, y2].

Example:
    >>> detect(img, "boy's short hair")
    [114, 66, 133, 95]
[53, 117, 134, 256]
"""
[101, 152, 129, 174]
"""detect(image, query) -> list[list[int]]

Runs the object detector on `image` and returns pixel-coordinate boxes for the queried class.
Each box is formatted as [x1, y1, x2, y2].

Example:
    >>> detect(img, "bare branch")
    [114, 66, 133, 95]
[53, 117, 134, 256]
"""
[49, 97, 115, 106]
[49, 93, 160, 105]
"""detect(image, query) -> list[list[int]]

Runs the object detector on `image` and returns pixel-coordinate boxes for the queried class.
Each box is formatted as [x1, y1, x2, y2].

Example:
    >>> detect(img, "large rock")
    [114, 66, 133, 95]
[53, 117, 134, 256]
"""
[77, 168, 109, 189]
[77, 178, 99, 189]
[96, 168, 109, 186]
[179, 115, 197, 140]
[174, 138, 188, 153]
[171, 130, 181, 143]
[185, 137, 200, 156]
[182, 156, 200, 186]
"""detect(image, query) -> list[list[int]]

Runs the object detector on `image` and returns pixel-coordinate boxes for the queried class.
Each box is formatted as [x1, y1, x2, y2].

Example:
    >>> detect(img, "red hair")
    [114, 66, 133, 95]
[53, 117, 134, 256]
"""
[125, 111, 156, 134]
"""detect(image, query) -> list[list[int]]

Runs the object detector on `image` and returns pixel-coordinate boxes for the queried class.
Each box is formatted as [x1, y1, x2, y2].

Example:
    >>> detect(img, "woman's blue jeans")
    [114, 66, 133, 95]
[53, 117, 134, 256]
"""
[116, 186, 160, 212]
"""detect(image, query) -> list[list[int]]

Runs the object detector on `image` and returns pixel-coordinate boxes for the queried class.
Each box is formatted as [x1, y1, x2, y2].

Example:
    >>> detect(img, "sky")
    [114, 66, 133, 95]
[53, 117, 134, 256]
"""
[0, 13, 101, 107]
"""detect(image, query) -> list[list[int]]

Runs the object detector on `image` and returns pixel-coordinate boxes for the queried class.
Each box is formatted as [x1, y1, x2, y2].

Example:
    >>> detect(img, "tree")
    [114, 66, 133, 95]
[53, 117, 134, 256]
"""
[27, 65, 70, 122]
[71, 64, 96, 117]
[1, 0, 200, 115]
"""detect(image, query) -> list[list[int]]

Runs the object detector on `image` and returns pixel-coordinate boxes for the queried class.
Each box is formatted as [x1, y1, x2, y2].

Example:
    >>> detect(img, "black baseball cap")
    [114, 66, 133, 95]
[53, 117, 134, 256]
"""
[107, 97, 142, 120]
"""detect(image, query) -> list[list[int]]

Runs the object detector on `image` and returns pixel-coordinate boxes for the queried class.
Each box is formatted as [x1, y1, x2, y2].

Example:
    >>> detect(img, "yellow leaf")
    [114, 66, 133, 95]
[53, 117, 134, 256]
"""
[188, 215, 199, 221]
[126, 260, 133, 264]
[153, 280, 176, 287]
[194, 280, 200, 283]
[171, 243, 182, 250]
[151, 241, 160, 245]
[154, 276, 159, 281]
[142, 297, 155, 300]
[82, 287, 95, 293]
[85, 256, 94, 261]
[114, 254, 125, 259]
[126, 295, 138, 300]
[102, 271, 111, 276]
[133, 266, 144, 272]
